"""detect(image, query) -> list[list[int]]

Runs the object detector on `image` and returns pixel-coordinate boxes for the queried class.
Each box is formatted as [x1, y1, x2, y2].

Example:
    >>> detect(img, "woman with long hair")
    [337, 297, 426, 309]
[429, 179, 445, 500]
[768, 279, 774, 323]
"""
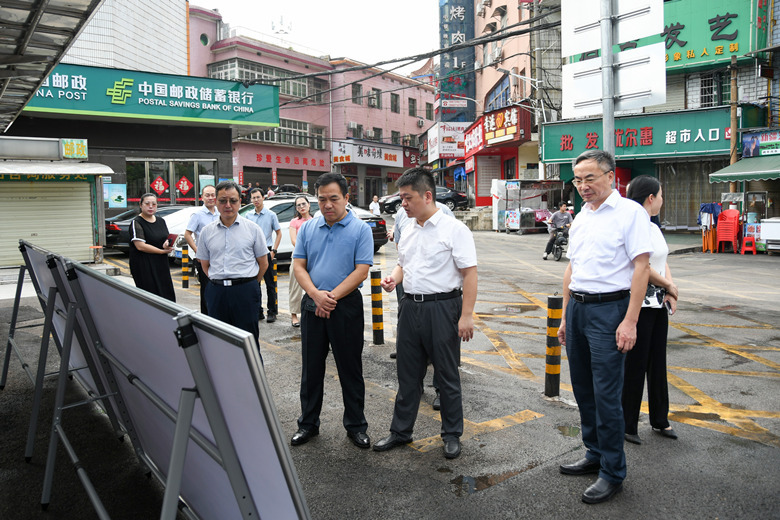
[129, 193, 176, 302]
[623, 176, 679, 444]
[288, 196, 314, 327]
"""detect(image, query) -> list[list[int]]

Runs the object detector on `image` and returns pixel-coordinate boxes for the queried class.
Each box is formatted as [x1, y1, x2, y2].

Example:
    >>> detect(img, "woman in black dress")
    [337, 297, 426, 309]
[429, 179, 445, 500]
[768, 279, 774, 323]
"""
[129, 193, 176, 302]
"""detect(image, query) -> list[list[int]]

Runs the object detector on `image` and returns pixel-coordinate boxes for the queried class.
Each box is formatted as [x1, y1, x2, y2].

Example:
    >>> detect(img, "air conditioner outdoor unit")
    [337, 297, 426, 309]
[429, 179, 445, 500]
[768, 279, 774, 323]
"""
[417, 119, 425, 128]
[364, 130, 375, 138]
[347, 121, 358, 130]
[483, 0, 491, 6]
[474, 61, 482, 71]
[368, 97, 377, 107]
[490, 47, 502, 64]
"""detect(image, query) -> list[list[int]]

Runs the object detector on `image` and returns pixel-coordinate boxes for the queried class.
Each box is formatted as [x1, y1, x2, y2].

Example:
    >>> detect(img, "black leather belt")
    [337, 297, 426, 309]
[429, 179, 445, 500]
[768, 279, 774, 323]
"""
[405, 288, 462, 302]
[570, 290, 630, 304]
[210, 277, 255, 286]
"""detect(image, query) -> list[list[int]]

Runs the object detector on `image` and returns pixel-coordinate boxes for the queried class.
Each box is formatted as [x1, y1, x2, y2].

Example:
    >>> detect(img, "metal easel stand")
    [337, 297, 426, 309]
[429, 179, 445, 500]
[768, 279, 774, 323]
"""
[39, 301, 111, 518]
[1, 265, 32, 389]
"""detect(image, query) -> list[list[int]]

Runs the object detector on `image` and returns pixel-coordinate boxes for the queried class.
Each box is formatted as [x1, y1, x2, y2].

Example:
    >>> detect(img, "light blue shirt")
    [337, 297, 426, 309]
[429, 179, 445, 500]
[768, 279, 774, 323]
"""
[393, 202, 454, 246]
[245, 206, 280, 248]
[185, 205, 219, 259]
[293, 211, 374, 291]
[198, 216, 269, 279]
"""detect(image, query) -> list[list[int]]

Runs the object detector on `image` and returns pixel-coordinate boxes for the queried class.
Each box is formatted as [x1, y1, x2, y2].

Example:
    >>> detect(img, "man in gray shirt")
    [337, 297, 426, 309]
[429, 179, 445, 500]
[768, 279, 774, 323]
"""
[543, 201, 573, 260]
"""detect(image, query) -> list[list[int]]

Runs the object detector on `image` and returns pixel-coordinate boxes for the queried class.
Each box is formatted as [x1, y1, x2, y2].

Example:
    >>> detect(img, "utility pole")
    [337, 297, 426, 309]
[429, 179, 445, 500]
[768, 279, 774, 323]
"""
[729, 55, 738, 193]
[600, 0, 615, 156]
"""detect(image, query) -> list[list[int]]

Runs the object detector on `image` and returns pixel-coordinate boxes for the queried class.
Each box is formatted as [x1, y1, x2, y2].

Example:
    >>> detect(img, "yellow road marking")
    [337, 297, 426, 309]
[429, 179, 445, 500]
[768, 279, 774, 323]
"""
[671, 323, 780, 371]
[473, 314, 537, 380]
[668, 366, 780, 379]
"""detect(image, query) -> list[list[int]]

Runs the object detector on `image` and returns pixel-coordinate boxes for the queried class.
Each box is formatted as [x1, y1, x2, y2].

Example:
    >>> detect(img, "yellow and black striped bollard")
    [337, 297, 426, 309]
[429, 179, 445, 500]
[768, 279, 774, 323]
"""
[181, 244, 189, 289]
[370, 269, 384, 345]
[272, 255, 278, 310]
[545, 295, 563, 397]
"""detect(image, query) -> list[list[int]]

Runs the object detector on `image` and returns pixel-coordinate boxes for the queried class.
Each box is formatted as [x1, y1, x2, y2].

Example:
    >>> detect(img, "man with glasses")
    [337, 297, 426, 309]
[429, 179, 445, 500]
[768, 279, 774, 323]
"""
[184, 184, 219, 313]
[557, 150, 652, 504]
[198, 181, 269, 350]
[245, 188, 282, 323]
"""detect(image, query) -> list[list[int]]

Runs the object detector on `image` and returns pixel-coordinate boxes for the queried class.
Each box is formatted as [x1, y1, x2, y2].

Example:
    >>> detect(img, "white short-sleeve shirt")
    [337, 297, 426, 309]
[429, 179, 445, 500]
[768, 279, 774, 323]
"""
[397, 209, 477, 294]
[568, 190, 654, 293]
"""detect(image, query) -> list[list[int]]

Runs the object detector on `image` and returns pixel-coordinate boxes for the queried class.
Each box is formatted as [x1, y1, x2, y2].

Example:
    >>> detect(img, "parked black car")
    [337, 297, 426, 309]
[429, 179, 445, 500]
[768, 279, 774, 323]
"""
[379, 187, 469, 213]
[435, 186, 469, 211]
[105, 204, 191, 253]
[378, 191, 402, 214]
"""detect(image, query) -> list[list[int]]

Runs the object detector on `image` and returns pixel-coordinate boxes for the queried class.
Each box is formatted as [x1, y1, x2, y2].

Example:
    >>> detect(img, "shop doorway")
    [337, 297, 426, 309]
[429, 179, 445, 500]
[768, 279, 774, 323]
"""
[364, 177, 382, 208]
[124, 159, 217, 205]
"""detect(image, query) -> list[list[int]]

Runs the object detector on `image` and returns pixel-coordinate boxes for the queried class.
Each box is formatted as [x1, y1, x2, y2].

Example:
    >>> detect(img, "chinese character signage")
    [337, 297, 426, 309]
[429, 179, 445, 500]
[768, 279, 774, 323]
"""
[427, 122, 470, 161]
[542, 107, 737, 162]
[742, 130, 780, 157]
[438, 0, 476, 122]
[331, 141, 403, 167]
[577, 0, 769, 70]
[464, 117, 485, 157]
[25, 64, 280, 127]
[483, 106, 529, 146]
[255, 152, 328, 170]
[61, 138, 88, 159]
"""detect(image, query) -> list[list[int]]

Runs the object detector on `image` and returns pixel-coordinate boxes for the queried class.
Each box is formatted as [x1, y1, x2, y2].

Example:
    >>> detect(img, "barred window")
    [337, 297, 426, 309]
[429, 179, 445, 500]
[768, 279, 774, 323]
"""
[207, 58, 318, 99]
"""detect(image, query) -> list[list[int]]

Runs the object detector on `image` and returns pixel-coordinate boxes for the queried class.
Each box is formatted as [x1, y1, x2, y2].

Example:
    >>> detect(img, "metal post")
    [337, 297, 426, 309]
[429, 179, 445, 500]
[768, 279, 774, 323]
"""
[160, 388, 198, 520]
[729, 55, 739, 193]
[273, 256, 278, 310]
[600, 0, 615, 155]
[545, 295, 563, 398]
[1, 265, 26, 389]
[370, 270, 384, 345]
[182, 244, 189, 289]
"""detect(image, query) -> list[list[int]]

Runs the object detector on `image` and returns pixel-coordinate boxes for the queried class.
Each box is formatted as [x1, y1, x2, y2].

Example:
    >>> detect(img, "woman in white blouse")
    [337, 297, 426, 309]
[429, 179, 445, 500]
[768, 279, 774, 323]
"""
[622, 176, 679, 445]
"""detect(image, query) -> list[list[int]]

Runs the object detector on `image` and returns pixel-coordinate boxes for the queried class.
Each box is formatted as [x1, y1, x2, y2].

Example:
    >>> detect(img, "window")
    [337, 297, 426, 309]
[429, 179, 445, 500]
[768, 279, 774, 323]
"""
[700, 71, 729, 108]
[207, 58, 314, 99]
[403, 134, 417, 147]
[352, 83, 362, 104]
[391, 131, 401, 145]
[370, 88, 382, 109]
[373, 128, 383, 142]
[390, 93, 400, 113]
[244, 119, 319, 148]
[408, 97, 417, 117]
[425, 102, 434, 120]
[354, 124, 363, 139]
[311, 128, 325, 150]
[486, 76, 511, 112]
[311, 79, 327, 103]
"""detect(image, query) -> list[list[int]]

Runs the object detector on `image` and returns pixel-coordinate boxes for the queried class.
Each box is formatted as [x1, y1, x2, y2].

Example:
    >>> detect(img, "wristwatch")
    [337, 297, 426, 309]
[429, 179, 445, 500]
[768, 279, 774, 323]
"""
[271, 249, 277, 253]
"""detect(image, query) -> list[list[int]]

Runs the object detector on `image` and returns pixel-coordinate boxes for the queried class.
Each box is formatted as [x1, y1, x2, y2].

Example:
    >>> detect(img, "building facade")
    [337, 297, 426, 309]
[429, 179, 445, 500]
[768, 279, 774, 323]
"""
[542, 0, 775, 228]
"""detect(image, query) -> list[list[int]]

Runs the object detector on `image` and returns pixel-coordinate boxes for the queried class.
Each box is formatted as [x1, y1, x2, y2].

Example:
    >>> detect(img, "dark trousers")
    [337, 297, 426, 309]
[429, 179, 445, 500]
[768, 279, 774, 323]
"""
[390, 296, 463, 442]
[545, 229, 567, 254]
[298, 291, 367, 433]
[195, 260, 209, 314]
[565, 296, 629, 484]
[622, 307, 670, 434]
[258, 252, 277, 316]
[205, 281, 262, 362]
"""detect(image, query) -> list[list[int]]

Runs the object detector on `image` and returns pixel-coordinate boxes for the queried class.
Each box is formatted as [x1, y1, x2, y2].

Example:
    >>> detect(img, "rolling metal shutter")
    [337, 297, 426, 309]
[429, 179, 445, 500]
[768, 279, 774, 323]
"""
[0, 182, 94, 266]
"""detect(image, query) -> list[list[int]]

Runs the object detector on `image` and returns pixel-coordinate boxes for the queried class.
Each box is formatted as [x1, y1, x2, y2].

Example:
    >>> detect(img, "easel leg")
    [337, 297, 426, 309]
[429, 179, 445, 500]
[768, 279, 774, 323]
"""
[160, 388, 198, 520]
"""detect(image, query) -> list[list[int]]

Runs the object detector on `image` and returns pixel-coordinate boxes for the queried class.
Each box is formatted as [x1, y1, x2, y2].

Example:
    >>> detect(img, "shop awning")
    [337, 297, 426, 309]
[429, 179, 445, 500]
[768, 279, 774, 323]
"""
[708, 156, 780, 183]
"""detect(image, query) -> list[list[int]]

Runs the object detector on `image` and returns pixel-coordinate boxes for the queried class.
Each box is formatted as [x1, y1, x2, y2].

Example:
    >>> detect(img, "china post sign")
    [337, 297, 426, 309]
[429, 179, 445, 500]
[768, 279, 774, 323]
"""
[25, 64, 279, 127]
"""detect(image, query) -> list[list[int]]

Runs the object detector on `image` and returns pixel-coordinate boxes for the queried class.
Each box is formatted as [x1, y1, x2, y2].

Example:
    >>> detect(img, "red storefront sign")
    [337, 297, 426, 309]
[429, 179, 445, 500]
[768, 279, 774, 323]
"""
[256, 153, 327, 169]
[464, 116, 485, 157]
[150, 176, 168, 195]
[176, 176, 192, 195]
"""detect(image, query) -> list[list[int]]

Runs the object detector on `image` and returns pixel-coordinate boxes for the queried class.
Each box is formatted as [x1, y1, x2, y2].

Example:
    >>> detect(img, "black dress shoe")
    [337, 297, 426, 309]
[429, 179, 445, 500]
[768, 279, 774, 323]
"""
[347, 431, 371, 449]
[653, 426, 678, 439]
[291, 427, 319, 446]
[559, 457, 600, 475]
[624, 433, 642, 445]
[372, 433, 412, 452]
[443, 439, 461, 459]
[582, 477, 623, 504]
[390, 352, 397, 359]
[258, 313, 265, 321]
[432, 389, 441, 411]
[266, 312, 277, 323]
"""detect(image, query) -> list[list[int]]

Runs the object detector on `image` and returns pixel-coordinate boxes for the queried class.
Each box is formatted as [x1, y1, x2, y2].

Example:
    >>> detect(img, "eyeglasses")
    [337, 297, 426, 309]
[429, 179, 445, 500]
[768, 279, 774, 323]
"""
[572, 171, 610, 187]
[296, 202, 309, 207]
[217, 198, 240, 205]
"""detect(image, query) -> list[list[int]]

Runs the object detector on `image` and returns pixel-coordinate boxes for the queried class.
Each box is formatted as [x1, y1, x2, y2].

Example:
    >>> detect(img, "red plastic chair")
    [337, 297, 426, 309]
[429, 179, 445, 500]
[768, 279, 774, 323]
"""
[741, 236, 757, 255]
[716, 209, 740, 253]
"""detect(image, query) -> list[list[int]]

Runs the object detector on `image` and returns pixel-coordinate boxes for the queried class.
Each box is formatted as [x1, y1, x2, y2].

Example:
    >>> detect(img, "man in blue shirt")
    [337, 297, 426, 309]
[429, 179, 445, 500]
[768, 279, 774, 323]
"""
[198, 181, 268, 349]
[291, 172, 374, 449]
[184, 184, 219, 313]
[245, 188, 282, 323]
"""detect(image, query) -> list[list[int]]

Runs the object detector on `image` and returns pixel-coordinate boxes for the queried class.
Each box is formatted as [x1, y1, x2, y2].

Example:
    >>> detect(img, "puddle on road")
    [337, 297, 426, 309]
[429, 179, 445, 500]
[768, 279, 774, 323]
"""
[557, 425, 580, 437]
[450, 463, 540, 496]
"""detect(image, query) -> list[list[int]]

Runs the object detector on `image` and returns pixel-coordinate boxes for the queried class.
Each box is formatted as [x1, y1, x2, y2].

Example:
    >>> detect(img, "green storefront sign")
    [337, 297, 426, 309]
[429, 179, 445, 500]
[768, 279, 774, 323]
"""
[542, 107, 737, 163]
[24, 64, 279, 127]
[573, 0, 768, 71]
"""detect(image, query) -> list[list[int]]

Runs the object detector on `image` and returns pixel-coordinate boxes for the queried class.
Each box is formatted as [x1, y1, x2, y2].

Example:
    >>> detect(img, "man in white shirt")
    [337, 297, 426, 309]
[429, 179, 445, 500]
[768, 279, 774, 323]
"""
[374, 168, 477, 460]
[369, 195, 381, 216]
[184, 185, 218, 313]
[557, 150, 652, 504]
